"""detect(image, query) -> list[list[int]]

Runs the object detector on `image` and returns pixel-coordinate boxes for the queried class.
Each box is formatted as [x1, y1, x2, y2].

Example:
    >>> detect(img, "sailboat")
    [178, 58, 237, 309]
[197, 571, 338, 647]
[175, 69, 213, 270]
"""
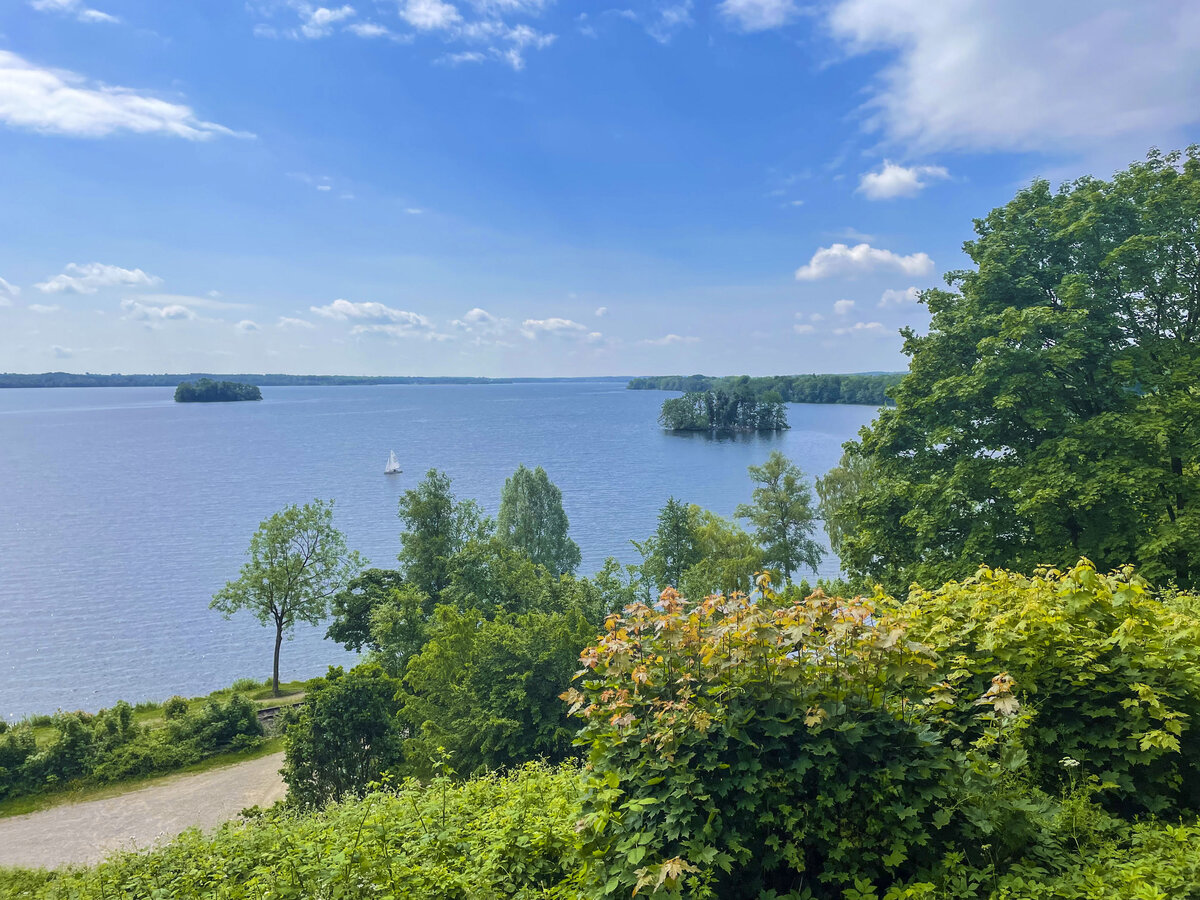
[384, 450, 402, 475]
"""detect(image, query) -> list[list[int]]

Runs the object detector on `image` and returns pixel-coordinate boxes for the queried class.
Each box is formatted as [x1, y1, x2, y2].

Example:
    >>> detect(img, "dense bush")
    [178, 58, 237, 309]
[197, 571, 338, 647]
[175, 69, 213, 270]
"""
[897, 560, 1200, 815]
[282, 664, 405, 809]
[562, 579, 1024, 898]
[0, 763, 581, 900]
[0, 694, 263, 802]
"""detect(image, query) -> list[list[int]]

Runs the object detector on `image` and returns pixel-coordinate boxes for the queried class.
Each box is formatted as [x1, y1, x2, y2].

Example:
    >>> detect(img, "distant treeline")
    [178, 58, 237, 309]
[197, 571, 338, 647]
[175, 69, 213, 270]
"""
[174, 379, 262, 403]
[659, 390, 788, 433]
[628, 373, 904, 405]
[0, 373, 632, 389]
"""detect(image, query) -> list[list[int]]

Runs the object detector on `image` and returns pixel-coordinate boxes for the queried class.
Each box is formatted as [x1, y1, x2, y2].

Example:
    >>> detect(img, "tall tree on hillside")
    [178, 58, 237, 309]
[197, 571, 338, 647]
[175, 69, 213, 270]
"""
[815, 449, 875, 560]
[641, 497, 702, 591]
[212, 499, 364, 695]
[496, 464, 582, 576]
[835, 147, 1200, 591]
[397, 469, 490, 599]
[736, 452, 823, 583]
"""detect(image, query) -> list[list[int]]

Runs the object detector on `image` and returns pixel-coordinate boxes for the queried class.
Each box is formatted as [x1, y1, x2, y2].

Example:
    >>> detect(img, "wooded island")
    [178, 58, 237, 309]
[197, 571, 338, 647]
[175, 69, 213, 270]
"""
[174, 379, 262, 403]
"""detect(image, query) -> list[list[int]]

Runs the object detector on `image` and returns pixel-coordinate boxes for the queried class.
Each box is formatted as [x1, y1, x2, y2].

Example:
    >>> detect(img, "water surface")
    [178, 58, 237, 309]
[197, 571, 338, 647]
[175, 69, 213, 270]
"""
[0, 383, 878, 718]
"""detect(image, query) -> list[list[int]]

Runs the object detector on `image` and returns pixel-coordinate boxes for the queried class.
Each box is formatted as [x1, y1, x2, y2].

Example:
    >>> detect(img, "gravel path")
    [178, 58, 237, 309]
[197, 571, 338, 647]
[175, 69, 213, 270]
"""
[0, 752, 286, 870]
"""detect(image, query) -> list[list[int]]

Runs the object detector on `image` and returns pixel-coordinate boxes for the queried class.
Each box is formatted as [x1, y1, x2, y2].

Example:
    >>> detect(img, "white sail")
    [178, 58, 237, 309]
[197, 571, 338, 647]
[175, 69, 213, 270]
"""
[385, 450, 401, 474]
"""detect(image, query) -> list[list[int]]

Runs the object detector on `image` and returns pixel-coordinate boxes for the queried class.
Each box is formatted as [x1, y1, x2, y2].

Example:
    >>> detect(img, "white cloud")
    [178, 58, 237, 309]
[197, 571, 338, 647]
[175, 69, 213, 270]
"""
[52, 345, 73, 359]
[718, 0, 799, 32]
[235, 319, 260, 333]
[826, 0, 1200, 154]
[0, 276, 19, 304]
[642, 333, 699, 345]
[878, 286, 921, 307]
[834, 321, 887, 336]
[120, 298, 196, 321]
[594, 306, 608, 317]
[36, 262, 162, 294]
[645, 1, 693, 43]
[793, 323, 815, 334]
[520, 317, 593, 339]
[438, 51, 487, 65]
[30, 0, 118, 24]
[347, 22, 392, 37]
[857, 160, 949, 200]
[468, 0, 552, 14]
[833, 298, 855, 315]
[401, 0, 462, 30]
[795, 242, 934, 280]
[311, 298, 441, 338]
[277, 316, 316, 329]
[403, 207, 425, 214]
[300, 5, 356, 38]
[28, 304, 60, 313]
[137, 292, 247, 310]
[0, 51, 247, 141]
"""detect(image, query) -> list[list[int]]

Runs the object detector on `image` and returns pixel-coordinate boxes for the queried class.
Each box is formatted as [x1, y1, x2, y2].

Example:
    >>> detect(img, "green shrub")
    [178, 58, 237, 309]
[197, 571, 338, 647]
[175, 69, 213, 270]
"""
[229, 677, 261, 693]
[168, 694, 262, 753]
[282, 664, 403, 809]
[0, 763, 582, 900]
[563, 580, 1022, 899]
[897, 560, 1200, 815]
[161, 695, 189, 720]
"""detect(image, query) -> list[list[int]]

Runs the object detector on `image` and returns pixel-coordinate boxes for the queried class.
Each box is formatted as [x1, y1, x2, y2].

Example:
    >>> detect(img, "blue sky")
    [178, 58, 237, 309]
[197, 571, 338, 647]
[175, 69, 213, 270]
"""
[2, 0, 1198, 376]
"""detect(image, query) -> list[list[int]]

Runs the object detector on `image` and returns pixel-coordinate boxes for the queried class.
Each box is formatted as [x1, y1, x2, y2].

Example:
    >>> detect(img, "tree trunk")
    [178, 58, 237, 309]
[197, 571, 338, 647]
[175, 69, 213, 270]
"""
[273, 618, 283, 697]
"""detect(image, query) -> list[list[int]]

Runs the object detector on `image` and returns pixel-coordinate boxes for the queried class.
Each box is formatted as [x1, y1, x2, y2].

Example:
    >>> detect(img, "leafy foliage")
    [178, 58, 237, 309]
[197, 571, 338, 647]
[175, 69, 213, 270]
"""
[562, 578, 1016, 898]
[497, 464, 582, 576]
[2, 763, 582, 900]
[735, 451, 823, 581]
[897, 560, 1200, 815]
[0, 695, 262, 803]
[397, 469, 491, 598]
[325, 567, 411, 653]
[400, 606, 597, 777]
[211, 498, 364, 694]
[282, 664, 405, 809]
[833, 148, 1200, 591]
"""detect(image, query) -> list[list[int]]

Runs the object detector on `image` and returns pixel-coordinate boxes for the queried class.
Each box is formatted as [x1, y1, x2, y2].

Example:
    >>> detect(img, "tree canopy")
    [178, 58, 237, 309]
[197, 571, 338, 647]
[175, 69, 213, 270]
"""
[736, 452, 822, 582]
[496, 465, 581, 576]
[211, 499, 363, 694]
[827, 148, 1200, 591]
[397, 469, 490, 599]
[173, 378, 261, 402]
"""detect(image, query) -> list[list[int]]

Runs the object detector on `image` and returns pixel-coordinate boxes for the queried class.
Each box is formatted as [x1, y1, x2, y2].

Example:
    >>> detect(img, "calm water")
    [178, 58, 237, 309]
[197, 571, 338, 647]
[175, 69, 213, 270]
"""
[0, 383, 878, 719]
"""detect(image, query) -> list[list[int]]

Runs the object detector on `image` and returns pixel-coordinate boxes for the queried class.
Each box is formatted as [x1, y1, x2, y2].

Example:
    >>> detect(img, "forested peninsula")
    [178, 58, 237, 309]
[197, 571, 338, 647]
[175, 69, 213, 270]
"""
[174, 379, 262, 403]
[628, 372, 903, 405]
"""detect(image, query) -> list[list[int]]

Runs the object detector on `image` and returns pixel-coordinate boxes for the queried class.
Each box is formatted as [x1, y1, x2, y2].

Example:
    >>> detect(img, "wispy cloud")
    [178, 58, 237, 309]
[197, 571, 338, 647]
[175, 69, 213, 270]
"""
[520, 317, 601, 341]
[641, 333, 699, 345]
[833, 321, 887, 336]
[30, 0, 118, 25]
[718, 0, 799, 32]
[277, 316, 316, 329]
[0, 51, 249, 141]
[0, 276, 19, 305]
[833, 299, 855, 315]
[120, 298, 196, 321]
[795, 243, 934, 280]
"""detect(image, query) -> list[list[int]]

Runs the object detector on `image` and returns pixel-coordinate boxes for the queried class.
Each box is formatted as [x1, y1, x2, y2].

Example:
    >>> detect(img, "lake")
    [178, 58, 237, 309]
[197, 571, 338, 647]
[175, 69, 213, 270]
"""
[0, 383, 879, 719]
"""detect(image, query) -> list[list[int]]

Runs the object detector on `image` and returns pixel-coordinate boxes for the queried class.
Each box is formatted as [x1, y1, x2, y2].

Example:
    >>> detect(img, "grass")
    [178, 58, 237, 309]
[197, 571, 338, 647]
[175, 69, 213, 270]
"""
[0, 737, 284, 820]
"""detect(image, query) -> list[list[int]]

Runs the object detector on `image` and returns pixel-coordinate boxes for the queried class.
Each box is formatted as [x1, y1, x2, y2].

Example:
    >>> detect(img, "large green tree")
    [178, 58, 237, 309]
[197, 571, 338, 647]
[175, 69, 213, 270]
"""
[636, 496, 702, 592]
[211, 499, 364, 695]
[833, 147, 1200, 591]
[736, 452, 823, 582]
[496, 465, 582, 575]
[397, 469, 490, 598]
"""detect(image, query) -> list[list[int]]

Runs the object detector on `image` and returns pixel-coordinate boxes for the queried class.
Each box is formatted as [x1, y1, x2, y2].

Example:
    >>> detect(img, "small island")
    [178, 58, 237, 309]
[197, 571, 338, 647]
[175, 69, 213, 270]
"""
[174, 378, 262, 403]
[659, 388, 788, 433]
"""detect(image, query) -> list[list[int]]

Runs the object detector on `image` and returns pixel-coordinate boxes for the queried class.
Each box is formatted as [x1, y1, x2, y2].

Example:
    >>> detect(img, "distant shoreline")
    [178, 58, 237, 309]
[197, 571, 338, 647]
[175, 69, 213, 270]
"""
[0, 373, 634, 389]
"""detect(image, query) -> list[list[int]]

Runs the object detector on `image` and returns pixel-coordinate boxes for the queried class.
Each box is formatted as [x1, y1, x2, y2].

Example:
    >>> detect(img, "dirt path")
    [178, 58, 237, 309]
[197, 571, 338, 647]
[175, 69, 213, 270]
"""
[0, 752, 286, 870]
